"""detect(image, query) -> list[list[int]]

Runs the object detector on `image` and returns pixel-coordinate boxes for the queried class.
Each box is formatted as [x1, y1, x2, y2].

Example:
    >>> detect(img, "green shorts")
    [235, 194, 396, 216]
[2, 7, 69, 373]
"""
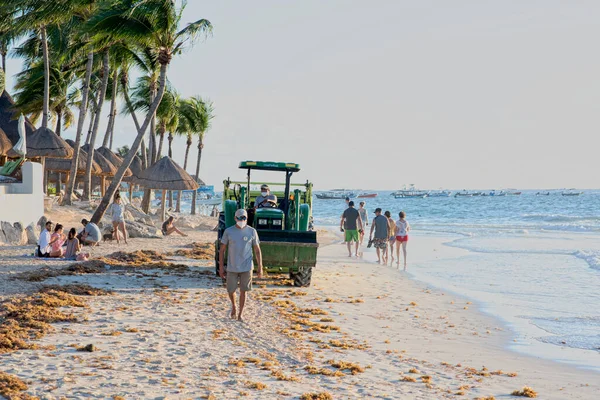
[345, 229, 359, 242]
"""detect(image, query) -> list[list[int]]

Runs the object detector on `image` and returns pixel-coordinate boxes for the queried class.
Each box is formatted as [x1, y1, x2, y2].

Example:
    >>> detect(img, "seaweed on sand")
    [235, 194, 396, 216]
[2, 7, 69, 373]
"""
[0, 290, 85, 353]
[171, 242, 215, 260]
[511, 387, 538, 398]
[300, 392, 333, 400]
[40, 284, 110, 297]
[0, 371, 36, 399]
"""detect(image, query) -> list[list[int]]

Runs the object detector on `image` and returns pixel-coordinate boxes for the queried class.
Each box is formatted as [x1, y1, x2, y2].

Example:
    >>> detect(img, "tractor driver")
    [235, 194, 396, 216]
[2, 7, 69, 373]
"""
[254, 184, 278, 208]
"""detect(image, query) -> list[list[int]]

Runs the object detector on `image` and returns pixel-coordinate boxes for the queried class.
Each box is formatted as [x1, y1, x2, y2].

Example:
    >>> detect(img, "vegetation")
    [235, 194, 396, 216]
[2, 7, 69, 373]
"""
[0, 0, 214, 217]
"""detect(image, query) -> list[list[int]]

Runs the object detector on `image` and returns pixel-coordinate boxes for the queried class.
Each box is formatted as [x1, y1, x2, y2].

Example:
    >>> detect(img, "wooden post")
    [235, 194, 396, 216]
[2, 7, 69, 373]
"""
[160, 189, 167, 222]
[101, 176, 106, 197]
[128, 184, 133, 202]
[42, 157, 47, 195]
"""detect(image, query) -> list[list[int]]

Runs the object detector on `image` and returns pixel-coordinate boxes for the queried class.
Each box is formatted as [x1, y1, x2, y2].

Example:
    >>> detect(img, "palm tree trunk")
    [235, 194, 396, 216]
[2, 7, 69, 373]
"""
[102, 69, 118, 148]
[85, 96, 97, 144]
[191, 137, 203, 215]
[91, 62, 169, 224]
[83, 50, 110, 201]
[167, 132, 173, 208]
[176, 136, 192, 213]
[149, 82, 157, 164]
[1, 52, 6, 73]
[40, 26, 50, 130]
[157, 123, 165, 159]
[55, 110, 62, 136]
[64, 51, 93, 206]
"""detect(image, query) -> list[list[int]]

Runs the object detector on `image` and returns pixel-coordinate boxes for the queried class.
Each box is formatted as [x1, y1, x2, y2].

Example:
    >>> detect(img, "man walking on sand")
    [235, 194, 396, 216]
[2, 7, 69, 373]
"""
[219, 209, 263, 321]
[370, 208, 391, 263]
[340, 201, 364, 257]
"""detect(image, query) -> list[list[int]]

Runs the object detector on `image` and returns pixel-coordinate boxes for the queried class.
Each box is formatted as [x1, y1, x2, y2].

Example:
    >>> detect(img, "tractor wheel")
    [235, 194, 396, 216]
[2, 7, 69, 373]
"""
[291, 266, 312, 287]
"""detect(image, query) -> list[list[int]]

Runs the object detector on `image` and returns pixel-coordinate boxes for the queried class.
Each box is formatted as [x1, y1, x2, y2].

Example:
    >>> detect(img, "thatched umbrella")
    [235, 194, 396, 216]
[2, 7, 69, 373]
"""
[0, 91, 36, 146]
[133, 156, 199, 221]
[25, 126, 73, 195]
[0, 127, 12, 157]
[96, 146, 132, 178]
[122, 154, 143, 201]
[46, 144, 100, 196]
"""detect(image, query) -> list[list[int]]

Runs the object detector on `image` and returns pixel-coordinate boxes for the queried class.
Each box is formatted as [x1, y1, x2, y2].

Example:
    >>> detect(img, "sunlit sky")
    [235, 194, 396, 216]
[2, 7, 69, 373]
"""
[5, 1, 600, 190]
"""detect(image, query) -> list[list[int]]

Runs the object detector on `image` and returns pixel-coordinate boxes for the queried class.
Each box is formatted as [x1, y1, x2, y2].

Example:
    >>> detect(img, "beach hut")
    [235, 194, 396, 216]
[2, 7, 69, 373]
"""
[96, 146, 132, 178]
[0, 91, 36, 146]
[133, 156, 199, 221]
[46, 147, 102, 196]
[24, 126, 73, 195]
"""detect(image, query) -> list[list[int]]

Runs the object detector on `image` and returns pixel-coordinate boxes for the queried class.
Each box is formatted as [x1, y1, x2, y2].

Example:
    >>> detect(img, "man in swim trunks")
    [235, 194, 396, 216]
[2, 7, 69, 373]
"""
[369, 208, 390, 263]
[340, 201, 364, 257]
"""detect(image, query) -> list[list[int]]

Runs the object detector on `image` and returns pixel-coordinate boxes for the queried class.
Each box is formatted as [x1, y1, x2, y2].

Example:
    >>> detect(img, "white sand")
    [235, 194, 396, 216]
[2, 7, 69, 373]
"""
[0, 223, 598, 399]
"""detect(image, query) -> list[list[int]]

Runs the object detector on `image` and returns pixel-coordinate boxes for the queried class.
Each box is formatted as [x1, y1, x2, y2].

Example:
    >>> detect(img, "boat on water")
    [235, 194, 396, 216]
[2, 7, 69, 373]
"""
[428, 190, 452, 197]
[454, 190, 480, 197]
[504, 189, 522, 196]
[357, 192, 378, 198]
[315, 190, 356, 200]
[392, 184, 428, 199]
[562, 190, 583, 196]
[536, 191, 551, 196]
[482, 190, 506, 196]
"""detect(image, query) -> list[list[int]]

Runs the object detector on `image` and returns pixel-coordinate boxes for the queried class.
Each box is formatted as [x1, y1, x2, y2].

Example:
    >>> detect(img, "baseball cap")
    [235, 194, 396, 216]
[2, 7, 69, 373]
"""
[261, 184, 269, 190]
[374, 207, 382, 213]
[235, 209, 248, 218]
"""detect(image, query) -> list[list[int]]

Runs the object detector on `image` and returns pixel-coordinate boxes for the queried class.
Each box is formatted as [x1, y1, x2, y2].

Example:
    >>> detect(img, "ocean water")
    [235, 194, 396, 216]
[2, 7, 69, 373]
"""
[312, 191, 600, 371]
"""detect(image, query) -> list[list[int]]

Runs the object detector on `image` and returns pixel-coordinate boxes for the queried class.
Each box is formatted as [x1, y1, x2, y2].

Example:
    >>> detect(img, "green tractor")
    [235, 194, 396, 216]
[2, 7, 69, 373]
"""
[215, 161, 318, 286]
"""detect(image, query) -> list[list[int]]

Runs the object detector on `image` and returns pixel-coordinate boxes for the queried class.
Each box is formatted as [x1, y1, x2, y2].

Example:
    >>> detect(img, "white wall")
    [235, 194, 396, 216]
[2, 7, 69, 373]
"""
[0, 162, 44, 227]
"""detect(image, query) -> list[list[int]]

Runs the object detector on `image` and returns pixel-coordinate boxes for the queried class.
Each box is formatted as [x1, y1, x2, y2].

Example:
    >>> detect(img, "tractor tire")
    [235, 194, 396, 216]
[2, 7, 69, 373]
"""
[291, 266, 312, 287]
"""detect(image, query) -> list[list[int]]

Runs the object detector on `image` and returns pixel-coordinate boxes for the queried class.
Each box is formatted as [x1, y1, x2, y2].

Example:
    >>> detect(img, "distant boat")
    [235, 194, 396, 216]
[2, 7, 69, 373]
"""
[428, 190, 452, 197]
[392, 184, 428, 199]
[357, 192, 378, 198]
[562, 190, 583, 196]
[454, 190, 479, 197]
[505, 190, 522, 196]
[315, 190, 356, 200]
[536, 191, 551, 196]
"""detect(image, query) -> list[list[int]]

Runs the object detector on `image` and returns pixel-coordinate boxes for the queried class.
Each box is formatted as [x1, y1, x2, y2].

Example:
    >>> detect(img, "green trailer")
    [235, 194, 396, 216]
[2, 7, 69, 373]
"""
[215, 161, 318, 286]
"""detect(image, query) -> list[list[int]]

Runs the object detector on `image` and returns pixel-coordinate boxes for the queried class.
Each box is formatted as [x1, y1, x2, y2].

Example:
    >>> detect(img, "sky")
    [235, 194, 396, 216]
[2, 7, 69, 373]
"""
[5, 1, 600, 190]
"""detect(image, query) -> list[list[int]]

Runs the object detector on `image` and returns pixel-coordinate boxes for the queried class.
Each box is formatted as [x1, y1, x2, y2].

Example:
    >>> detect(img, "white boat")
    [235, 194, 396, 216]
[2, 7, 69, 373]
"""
[536, 191, 551, 196]
[392, 184, 428, 199]
[316, 190, 356, 200]
[454, 190, 479, 197]
[562, 190, 583, 196]
[504, 189, 522, 196]
[427, 190, 452, 197]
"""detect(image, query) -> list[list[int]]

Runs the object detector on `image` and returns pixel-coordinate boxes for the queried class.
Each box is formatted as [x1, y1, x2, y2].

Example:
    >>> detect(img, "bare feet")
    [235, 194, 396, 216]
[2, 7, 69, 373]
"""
[230, 307, 237, 319]
[237, 314, 244, 322]
[348, 253, 352, 257]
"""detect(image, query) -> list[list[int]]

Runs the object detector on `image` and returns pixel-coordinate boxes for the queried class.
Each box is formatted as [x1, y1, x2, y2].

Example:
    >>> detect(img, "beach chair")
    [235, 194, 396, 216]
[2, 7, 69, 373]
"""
[0, 157, 25, 177]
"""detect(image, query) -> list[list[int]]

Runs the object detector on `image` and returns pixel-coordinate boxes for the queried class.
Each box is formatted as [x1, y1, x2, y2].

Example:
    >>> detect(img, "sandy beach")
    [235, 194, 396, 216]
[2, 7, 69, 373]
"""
[0, 216, 598, 399]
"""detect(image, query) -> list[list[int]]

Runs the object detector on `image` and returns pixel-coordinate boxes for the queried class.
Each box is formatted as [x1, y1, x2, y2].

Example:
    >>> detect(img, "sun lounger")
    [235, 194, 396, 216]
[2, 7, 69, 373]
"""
[0, 158, 25, 177]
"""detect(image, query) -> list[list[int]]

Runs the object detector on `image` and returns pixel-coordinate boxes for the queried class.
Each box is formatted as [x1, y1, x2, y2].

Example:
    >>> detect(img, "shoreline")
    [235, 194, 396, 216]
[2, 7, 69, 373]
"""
[0, 224, 597, 398]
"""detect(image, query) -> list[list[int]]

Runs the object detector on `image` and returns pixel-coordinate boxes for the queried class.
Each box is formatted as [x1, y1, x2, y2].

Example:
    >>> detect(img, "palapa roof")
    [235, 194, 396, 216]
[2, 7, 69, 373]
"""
[46, 146, 101, 175]
[96, 146, 132, 177]
[123, 155, 143, 183]
[0, 91, 37, 145]
[81, 143, 117, 176]
[0, 127, 12, 156]
[191, 175, 206, 186]
[26, 126, 73, 158]
[133, 156, 199, 191]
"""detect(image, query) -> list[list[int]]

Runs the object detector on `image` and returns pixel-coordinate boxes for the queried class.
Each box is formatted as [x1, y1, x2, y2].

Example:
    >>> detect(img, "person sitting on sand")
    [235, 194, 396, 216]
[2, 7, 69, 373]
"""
[395, 211, 411, 270]
[369, 208, 390, 263]
[161, 216, 188, 237]
[80, 219, 101, 246]
[64, 228, 89, 261]
[109, 192, 128, 244]
[49, 224, 67, 258]
[37, 220, 53, 257]
[254, 184, 278, 208]
[340, 201, 364, 257]
[218, 209, 263, 322]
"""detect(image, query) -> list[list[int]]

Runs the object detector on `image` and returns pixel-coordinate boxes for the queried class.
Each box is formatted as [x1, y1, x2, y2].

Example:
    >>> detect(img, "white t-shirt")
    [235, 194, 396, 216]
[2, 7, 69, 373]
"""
[396, 219, 410, 236]
[38, 229, 51, 254]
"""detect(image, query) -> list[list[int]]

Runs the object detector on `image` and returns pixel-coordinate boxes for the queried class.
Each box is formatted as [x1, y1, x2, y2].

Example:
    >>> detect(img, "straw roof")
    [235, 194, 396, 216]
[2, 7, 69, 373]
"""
[0, 91, 36, 145]
[81, 143, 117, 176]
[46, 147, 101, 175]
[0, 127, 12, 156]
[26, 126, 73, 158]
[123, 155, 143, 183]
[133, 156, 199, 190]
[191, 175, 206, 186]
[96, 146, 132, 177]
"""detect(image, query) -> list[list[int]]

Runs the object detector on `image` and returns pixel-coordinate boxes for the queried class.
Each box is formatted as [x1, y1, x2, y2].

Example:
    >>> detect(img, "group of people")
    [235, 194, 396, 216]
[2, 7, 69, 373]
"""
[37, 219, 97, 260]
[341, 200, 411, 269]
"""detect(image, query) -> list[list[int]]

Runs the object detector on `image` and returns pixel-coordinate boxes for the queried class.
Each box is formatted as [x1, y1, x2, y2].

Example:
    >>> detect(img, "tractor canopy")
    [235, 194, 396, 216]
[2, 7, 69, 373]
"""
[239, 161, 300, 172]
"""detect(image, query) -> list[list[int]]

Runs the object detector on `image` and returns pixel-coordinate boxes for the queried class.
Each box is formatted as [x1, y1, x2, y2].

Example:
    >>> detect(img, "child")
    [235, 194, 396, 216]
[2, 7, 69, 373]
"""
[395, 211, 411, 270]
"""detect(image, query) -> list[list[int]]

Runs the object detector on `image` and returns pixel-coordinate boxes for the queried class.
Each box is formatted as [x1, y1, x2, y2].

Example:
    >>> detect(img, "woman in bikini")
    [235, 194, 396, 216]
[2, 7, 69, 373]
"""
[395, 211, 411, 270]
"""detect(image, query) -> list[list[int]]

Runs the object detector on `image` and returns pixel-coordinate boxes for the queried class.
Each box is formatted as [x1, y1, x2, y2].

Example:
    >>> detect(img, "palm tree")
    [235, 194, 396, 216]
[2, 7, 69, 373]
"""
[89, 0, 212, 224]
[189, 97, 214, 215]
